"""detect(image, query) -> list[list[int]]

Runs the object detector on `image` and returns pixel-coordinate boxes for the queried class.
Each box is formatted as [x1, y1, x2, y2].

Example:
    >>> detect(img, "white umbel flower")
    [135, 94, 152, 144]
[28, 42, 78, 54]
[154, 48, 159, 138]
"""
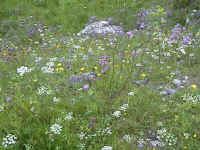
[50, 123, 62, 135]
[2, 134, 17, 148]
[64, 112, 73, 120]
[17, 66, 32, 76]
[112, 110, 121, 118]
[101, 146, 112, 150]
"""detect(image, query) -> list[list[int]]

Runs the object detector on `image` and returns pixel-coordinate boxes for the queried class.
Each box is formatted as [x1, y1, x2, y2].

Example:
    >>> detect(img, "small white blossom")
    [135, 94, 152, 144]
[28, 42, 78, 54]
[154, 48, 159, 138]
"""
[0, 105, 4, 112]
[35, 57, 42, 63]
[101, 146, 112, 150]
[2, 134, 17, 148]
[64, 112, 73, 120]
[77, 132, 86, 140]
[123, 134, 132, 142]
[112, 111, 121, 118]
[50, 123, 62, 135]
[41, 66, 54, 73]
[17, 66, 32, 76]
[46, 62, 55, 67]
[119, 104, 128, 112]
[128, 92, 135, 96]
[52, 97, 60, 102]
[37, 86, 52, 95]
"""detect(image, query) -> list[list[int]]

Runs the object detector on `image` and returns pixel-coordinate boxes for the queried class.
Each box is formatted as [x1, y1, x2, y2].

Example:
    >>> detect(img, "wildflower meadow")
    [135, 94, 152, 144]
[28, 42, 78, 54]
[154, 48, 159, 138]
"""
[0, 0, 200, 149]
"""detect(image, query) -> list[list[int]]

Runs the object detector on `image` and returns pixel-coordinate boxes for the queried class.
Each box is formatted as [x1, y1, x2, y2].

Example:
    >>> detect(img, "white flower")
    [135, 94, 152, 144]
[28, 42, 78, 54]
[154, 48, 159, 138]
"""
[119, 104, 128, 112]
[0, 105, 4, 112]
[64, 112, 73, 120]
[46, 62, 55, 67]
[128, 92, 135, 96]
[35, 57, 42, 63]
[77, 132, 86, 140]
[101, 146, 112, 150]
[2, 134, 17, 148]
[112, 111, 121, 118]
[50, 123, 62, 135]
[41, 66, 54, 73]
[17, 66, 32, 76]
[37, 86, 52, 95]
[123, 134, 132, 142]
[100, 127, 112, 136]
[53, 97, 60, 102]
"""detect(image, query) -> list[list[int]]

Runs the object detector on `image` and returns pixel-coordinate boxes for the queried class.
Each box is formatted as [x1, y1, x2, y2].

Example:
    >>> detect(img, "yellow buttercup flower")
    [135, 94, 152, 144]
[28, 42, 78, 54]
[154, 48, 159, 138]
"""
[193, 134, 197, 138]
[191, 84, 197, 89]
[56, 44, 60, 48]
[57, 63, 62, 67]
[59, 67, 64, 71]
[80, 67, 85, 71]
[97, 73, 102, 77]
[140, 73, 146, 78]
[184, 146, 187, 149]
[93, 66, 98, 70]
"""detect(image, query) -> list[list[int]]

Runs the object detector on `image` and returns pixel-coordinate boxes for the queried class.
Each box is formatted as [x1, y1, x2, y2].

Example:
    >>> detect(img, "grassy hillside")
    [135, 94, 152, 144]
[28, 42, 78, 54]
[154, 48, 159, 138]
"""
[0, 0, 200, 150]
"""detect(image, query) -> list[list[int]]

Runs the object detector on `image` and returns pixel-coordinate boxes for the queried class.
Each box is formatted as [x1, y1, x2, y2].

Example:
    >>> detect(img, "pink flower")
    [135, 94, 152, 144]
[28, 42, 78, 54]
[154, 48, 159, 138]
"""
[83, 84, 89, 89]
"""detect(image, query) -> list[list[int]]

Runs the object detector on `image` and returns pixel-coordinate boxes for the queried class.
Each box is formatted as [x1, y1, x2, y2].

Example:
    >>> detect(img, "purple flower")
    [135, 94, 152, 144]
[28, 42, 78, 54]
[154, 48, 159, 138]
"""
[126, 31, 133, 37]
[83, 84, 89, 89]
[89, 116, 95, 128]
[131, 50, 136, 57]
[182, 35, 191, 44]
[5, 97, 12, 102]
[66, 64, 70, 69]
[101, 64, 109, 74]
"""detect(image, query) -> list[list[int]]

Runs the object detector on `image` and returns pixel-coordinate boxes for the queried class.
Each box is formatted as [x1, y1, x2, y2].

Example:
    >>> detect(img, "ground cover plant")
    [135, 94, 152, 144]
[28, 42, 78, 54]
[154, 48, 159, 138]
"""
[0, 0, 200, 150]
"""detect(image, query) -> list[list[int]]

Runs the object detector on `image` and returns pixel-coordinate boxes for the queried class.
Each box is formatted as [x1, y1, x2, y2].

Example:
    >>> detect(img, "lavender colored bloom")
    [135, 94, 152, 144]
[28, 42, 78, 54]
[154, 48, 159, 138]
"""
[101, 64, 109, 74]
[126, 31, 133, 36]
[83, 84, 89, 89]
[5, 97, 12, 102]
[98, 56, 109, 66]
[66, 64, 70, 69]
[89, 116, 95, 128]
[182, 35, 191, 44]
[131, 50, 136, 57]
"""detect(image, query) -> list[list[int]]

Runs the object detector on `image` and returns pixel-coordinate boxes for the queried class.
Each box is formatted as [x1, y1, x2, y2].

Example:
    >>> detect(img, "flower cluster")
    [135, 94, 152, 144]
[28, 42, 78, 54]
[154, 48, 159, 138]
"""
[37, 86, 52, 95]
[41, 61, 55, 73]
[64, 112, 73, 120]
[17, 66, 32, 76]
[50, 123, 62, 135]
[156, 128, 177, 146]
[98, 56, 109, 66]
[182, 93, 200, 103]
[2, 134, 17, 148]
[112, 104, 129, 118]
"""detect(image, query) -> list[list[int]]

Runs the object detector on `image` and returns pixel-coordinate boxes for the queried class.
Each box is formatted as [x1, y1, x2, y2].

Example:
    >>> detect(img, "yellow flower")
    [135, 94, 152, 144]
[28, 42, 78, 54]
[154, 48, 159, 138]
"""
[56, 44, 60, 48]
[93, 66, 98, 70]
[3, 51, 7, 56]
[97, 73, 102, 77]
[184, 146, 187, 149]
[55, 68, 59, 72]
[128, 44, 130, 48]
[193, 134, 197, 138]
[59, 67, 64, 71]
[191, 84, 197, 89]
[125, 50, 129, 54]
[80, 67, 85, 71]
[33, 79, 37, 82]
[174, 115, 179, 120]
[140, 73, 146, 78]
[57, 63, 62, 67]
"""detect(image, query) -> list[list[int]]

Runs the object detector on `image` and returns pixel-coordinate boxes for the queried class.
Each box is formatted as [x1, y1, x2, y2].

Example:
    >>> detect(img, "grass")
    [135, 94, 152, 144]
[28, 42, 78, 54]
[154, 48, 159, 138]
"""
[0, 1, 200, 150]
